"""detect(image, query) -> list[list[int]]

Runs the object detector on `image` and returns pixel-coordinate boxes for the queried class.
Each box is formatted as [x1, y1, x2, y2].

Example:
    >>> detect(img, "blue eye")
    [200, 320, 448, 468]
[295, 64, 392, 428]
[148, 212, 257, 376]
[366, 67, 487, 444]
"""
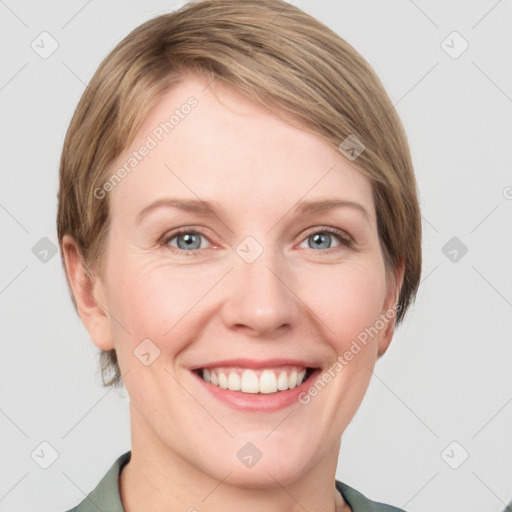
[300, 228, 352, 251]
[162, 227, 352, 256]
[164, 230, 209, 252]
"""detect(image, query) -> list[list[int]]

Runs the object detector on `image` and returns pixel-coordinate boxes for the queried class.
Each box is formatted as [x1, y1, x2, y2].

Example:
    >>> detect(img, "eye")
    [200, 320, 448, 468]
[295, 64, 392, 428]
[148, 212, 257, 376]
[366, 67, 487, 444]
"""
[163, 229, 212, 253]
[161, 226, 352, 255]
[298, 227, 352, 251]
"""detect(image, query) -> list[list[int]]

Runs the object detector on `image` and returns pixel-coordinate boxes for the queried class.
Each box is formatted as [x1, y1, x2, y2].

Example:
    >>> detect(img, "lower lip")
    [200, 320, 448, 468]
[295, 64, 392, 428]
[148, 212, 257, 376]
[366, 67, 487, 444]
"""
[192, 370, 320, 412]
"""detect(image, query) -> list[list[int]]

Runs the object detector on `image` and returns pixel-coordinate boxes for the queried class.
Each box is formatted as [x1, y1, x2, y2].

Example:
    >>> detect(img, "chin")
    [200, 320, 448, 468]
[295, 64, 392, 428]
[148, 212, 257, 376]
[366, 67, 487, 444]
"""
[196, 438, 320, 491]
[218, 462, 309, 491]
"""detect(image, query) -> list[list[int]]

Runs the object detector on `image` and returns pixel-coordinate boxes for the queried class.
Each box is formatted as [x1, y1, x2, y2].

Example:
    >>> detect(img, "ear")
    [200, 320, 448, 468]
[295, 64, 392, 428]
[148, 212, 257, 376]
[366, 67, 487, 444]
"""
[377, 259, 405, 357]
[61, 234, 114, 351]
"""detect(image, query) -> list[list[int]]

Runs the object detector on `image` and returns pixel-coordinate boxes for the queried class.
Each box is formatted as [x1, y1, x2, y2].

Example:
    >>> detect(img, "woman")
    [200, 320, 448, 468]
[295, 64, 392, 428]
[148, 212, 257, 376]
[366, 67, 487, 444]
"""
[58, 0, 421, 510]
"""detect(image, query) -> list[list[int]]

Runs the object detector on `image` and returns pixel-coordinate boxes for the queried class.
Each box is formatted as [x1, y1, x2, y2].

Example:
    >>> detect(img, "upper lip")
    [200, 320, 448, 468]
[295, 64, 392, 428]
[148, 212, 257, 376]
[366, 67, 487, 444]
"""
[189, 358, 319, 371]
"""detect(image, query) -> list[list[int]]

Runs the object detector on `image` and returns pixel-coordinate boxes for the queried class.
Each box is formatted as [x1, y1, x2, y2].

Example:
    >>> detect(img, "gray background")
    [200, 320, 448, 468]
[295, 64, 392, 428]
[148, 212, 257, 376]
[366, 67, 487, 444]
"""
[1, 1, 511, 511]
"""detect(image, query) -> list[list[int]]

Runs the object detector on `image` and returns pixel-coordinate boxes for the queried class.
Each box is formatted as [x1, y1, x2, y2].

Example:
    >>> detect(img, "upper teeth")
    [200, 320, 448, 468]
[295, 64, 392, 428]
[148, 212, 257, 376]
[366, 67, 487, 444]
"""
[202, 367, 308, 394]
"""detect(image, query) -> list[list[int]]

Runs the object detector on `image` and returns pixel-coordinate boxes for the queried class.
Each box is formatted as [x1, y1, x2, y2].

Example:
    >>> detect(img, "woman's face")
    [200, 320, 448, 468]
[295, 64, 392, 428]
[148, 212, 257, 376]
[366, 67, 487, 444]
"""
[93, 74, 400, 486]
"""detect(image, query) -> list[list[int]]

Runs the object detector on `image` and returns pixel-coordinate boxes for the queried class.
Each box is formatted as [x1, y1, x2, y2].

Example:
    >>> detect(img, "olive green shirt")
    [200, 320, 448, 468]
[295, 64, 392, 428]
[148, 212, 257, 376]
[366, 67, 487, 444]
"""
[65, 451, 406, 512]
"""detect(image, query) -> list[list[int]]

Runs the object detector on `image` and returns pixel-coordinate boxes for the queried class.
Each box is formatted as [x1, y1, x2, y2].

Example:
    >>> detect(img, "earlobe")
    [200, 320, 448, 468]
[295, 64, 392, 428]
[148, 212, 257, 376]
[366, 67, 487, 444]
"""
[61, 234, 114, 351]
[377, 259, 405, 357]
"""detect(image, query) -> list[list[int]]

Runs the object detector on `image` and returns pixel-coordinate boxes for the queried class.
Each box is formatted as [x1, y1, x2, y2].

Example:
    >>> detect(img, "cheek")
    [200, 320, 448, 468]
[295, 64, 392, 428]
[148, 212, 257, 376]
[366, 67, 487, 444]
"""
[105, 258, 216, 350]
[299, 258, 388, 350]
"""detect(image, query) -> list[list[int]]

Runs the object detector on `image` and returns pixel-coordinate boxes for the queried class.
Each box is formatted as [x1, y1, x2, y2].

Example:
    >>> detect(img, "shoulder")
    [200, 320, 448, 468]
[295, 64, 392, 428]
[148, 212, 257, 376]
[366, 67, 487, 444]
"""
[336, 480, 407, 512]
[62, 451, 131, 512]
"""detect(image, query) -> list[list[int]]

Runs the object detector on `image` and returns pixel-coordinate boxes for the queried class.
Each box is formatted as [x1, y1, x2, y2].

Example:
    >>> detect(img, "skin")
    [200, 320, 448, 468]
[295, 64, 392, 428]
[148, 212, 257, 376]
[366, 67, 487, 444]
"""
[63, 73, 403, 512]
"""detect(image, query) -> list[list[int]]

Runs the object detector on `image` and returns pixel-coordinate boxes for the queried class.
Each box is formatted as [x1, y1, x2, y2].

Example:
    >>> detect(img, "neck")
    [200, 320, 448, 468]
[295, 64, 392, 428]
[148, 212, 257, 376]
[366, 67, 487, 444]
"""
[120, 409, 350, 512]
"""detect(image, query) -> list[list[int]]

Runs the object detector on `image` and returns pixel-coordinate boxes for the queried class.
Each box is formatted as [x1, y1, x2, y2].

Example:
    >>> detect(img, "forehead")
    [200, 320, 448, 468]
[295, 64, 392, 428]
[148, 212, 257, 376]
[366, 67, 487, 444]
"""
[108, 74, 374, 220]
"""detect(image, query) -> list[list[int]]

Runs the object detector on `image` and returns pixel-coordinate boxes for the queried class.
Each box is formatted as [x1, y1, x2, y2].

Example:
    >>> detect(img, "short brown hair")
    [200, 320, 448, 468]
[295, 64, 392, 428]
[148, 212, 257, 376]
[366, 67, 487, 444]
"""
[57, 0, 422, 388]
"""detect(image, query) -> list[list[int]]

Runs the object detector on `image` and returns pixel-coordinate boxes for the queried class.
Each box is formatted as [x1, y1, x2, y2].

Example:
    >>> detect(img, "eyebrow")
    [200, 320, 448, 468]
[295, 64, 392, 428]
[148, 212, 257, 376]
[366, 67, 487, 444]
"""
[136, 197, 370, 223]
[294, 199, 369, 219]
[136, 198, 223, 223]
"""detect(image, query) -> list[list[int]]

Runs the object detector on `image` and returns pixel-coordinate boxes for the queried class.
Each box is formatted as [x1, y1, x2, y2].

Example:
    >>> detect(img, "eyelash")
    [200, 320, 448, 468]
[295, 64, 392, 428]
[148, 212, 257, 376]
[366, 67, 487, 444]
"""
[161, 227, 353, 256]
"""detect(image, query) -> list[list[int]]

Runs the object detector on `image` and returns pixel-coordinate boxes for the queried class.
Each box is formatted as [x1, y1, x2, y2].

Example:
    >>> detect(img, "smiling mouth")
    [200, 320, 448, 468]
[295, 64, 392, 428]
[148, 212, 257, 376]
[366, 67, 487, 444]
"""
[194, 365, 315, 394]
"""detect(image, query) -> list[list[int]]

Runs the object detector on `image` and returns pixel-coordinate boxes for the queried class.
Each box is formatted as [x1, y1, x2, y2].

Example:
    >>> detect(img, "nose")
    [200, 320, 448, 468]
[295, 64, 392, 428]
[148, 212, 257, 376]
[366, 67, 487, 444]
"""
[220, 249, 301, 339]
